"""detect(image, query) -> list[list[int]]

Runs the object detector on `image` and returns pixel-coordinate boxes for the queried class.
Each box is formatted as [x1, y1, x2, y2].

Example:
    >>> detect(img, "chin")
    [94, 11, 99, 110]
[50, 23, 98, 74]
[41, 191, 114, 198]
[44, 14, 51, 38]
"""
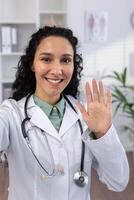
[48, 92, 61, 98]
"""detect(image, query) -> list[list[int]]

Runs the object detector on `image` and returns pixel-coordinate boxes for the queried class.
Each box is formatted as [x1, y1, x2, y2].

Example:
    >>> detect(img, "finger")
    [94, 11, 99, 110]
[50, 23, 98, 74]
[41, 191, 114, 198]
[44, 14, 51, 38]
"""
[99, 80, 105, 103]
[86, 82, 93, 112]
[92, 79, 99, 101]
[86, 82, 93, 102]
[106, 88, 112, 110]
[76, 101, 89, 122]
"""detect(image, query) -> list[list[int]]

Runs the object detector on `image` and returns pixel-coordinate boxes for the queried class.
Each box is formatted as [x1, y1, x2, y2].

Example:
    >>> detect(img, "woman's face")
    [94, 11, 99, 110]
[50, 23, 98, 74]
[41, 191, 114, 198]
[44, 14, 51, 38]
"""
[32, 36, 74, 104]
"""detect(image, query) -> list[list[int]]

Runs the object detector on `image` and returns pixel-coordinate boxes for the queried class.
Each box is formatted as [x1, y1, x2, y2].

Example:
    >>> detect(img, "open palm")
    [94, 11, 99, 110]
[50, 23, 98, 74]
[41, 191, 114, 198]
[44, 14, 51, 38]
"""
[77, 79, 112, 138]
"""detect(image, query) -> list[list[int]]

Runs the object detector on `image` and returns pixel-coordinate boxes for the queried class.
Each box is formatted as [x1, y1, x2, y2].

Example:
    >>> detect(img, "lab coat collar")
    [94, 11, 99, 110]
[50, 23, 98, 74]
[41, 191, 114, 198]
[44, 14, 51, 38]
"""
[59, 98, 80, 137]
[20, 95, 80, 141]
[19, 95, 60, 141]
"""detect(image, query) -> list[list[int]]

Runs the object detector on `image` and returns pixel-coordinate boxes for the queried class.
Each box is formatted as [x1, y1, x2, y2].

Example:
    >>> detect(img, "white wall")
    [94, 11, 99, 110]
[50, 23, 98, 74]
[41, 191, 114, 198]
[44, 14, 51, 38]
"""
[67, 0, 134, 47]
[67, 0, 134, 88]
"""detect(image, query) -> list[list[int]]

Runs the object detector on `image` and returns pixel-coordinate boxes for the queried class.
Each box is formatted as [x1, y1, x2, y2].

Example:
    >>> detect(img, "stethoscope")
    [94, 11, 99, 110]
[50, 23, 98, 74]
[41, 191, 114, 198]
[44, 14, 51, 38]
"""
[21, 93, 88, 187]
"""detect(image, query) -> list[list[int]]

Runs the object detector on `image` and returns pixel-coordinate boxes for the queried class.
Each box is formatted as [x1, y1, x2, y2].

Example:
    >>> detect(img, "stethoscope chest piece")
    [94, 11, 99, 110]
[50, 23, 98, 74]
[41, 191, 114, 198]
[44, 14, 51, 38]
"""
[73, 171, 88, 187]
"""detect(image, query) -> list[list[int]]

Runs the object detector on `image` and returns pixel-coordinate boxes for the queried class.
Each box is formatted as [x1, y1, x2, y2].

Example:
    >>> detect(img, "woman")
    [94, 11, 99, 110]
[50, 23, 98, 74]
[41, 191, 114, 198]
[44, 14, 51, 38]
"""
[0, 26, 129, 200]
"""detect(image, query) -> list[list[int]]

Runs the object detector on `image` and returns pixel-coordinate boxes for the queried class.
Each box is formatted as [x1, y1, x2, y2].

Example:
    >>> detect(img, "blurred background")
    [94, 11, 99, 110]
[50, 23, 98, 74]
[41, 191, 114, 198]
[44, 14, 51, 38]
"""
[0, 0, 134, 199]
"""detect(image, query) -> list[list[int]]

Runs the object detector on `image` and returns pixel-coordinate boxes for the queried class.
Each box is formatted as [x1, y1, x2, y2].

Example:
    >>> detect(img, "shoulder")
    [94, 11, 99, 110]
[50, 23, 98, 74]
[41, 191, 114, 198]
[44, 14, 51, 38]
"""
[0, 98, 17, 111]
[65, 95, 77, 103]
[0, 97, 27, 114]
[0, 99, 17, 121]
[65, 95, 78, 111]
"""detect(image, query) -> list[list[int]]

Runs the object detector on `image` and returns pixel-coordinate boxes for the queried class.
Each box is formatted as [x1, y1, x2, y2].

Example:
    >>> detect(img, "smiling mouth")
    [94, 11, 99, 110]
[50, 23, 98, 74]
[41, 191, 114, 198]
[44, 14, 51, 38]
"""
[45, 77, 64, 84]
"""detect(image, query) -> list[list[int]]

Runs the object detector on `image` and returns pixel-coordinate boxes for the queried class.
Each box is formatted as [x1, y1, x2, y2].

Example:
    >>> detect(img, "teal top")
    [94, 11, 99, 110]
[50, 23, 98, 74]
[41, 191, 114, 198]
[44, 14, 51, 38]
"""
[33, 95, 65, 132]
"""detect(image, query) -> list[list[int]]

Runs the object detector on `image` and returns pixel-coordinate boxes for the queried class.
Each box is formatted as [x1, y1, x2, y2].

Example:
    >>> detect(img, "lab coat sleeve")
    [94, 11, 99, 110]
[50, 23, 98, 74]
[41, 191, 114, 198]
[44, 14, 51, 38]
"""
[83, 124, 129, 192]
[0, 103, 10, 152]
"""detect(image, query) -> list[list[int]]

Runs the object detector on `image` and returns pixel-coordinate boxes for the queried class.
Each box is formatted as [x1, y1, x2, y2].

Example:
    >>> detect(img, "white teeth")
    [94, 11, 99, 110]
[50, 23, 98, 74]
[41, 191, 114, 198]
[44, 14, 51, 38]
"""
[47, 78, 61, 83]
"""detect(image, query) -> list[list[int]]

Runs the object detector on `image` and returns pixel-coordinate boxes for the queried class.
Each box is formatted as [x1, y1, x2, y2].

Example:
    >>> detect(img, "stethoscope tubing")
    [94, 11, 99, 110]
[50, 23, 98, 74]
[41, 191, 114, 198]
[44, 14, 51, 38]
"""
[63, 95, 85, 172]
[25, 129, 55, 176]
[21, 93, 88, 186]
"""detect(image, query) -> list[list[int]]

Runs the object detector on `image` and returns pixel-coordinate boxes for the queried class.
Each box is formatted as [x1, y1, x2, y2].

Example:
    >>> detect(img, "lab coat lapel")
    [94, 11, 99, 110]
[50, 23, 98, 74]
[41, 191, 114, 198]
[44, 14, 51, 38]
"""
[29, 106, 61, 142]
[59, 101, 79, 137]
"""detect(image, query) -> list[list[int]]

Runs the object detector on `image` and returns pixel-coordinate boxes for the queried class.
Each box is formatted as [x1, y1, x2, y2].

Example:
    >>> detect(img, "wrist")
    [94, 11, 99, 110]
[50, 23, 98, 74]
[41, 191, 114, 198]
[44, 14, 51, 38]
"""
[93, 124, 112, 139]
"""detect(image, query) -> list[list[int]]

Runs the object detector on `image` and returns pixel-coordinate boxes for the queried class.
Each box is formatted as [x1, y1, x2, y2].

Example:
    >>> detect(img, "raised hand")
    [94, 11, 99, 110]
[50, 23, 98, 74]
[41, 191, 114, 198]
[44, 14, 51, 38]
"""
[76, 79, 112, 138]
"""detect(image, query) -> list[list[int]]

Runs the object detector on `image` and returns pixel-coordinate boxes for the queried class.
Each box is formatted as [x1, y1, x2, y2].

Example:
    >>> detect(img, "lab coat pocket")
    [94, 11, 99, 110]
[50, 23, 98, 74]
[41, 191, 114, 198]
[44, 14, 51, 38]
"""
[36, 171, 52, 200]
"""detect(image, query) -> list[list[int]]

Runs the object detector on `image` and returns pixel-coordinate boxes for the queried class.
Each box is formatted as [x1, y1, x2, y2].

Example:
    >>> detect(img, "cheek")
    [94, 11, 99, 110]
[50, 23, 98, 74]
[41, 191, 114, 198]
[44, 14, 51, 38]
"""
[66, 67, 74, 79]
[34, 66, 47, 76]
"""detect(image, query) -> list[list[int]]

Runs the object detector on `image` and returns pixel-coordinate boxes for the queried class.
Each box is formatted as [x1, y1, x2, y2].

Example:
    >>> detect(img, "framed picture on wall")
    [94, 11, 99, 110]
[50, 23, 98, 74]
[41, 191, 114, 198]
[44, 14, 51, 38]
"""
[84, 11, 108, 43]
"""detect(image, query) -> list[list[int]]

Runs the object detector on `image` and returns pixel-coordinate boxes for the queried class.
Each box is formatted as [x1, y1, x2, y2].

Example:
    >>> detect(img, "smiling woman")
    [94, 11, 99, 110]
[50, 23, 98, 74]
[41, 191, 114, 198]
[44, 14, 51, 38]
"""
[32, 36, 74, 104]
[0, 26, 129, 200]
[12, 26, 83, 101]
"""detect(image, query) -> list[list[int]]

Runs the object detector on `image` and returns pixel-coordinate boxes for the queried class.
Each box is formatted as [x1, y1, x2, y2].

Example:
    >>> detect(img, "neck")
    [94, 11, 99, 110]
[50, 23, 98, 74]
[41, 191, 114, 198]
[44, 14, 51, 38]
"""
[34, 93, 61, 105]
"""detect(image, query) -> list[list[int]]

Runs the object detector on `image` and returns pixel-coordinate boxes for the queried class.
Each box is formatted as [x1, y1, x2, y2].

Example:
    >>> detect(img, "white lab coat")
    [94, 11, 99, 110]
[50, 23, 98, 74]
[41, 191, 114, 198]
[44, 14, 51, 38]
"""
[0, 95, 129, 200]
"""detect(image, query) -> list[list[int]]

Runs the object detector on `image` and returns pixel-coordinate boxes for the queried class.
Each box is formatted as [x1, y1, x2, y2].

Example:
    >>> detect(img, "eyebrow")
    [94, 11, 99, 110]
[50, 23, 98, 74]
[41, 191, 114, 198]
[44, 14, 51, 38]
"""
[39, 52, 73, 57]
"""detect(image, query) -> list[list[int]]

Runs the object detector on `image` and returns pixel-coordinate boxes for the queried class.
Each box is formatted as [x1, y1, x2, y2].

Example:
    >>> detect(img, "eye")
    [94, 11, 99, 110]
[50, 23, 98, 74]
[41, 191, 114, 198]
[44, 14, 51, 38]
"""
[61, 57, 72, 64]
[41, 57, 52, 63]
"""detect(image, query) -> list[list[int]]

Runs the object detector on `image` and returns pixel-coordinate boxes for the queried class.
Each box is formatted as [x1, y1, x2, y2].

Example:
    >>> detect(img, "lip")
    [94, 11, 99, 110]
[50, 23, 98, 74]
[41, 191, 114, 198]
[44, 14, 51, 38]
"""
[44, 77, 64, 85]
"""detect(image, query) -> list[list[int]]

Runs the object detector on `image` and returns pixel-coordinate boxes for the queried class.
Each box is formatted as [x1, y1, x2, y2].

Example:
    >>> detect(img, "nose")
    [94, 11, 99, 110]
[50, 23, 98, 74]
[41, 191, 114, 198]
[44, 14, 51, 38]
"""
[50, 60, 63, 76]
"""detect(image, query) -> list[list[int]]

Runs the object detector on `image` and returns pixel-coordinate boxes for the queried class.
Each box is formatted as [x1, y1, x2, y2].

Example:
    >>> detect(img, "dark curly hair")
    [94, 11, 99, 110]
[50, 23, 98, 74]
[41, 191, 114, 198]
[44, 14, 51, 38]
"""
[12, 26, 83, 100]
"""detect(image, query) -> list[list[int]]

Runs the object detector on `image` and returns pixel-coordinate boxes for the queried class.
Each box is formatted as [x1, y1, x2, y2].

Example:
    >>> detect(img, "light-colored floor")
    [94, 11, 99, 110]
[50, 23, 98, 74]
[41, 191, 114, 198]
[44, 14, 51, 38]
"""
[0, 152, 133, 200]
